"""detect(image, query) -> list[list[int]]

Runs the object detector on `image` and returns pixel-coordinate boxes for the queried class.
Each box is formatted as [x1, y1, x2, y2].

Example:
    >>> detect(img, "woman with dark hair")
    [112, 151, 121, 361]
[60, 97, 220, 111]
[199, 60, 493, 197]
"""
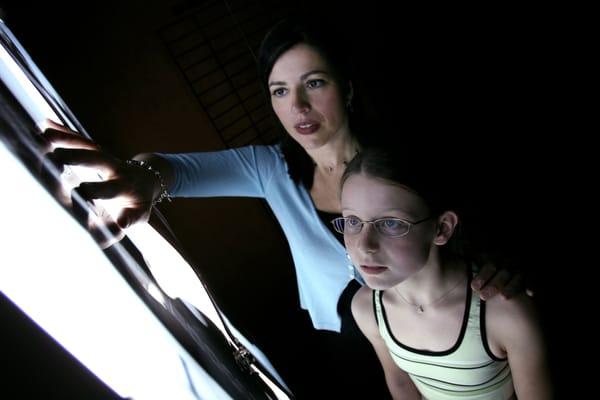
[44, 17, 523, 398]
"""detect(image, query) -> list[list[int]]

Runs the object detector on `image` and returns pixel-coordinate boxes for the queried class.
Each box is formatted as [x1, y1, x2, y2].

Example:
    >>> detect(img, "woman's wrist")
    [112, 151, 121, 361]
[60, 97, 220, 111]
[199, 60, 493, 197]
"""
[126, 158, 171, 206]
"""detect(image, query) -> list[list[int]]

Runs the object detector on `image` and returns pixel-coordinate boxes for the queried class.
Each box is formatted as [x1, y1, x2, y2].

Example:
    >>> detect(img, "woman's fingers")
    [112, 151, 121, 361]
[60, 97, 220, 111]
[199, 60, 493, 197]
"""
[500, 274, 535, 299]
[39, 122, 142, 248]
[76, 179, 152, 227]
[471, 263, 497, 292]
[472, 262, 533, 300]
[51, 148, 118, 176]
[499, 273, 523, 299]
[45, 119, 71, 133]
[96, 229, 127, 250]
[42, 127, 98, 150]
[471, 262, 515, 301]
[87, 211, 126, 250]
[75, 177, 152, 229]
[116, 206, 152, 230]
[77, 180, 129, 201]
[478, 268, 512, 300]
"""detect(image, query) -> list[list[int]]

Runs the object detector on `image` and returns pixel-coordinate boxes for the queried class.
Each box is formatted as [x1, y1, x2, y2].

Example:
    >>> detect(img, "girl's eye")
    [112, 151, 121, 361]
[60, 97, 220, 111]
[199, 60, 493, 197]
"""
[346, 216, 361, 226]
[272, 87, 287, 97]
[383, 219, 400, 228]
[377, 219, 409, 236]
[306, 79, 325, 89]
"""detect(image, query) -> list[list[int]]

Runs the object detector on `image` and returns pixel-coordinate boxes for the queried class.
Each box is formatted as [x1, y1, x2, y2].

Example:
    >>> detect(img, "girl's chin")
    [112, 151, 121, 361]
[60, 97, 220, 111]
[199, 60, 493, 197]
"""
[363, 282, 390, 291]
[360, 275, 391, 291]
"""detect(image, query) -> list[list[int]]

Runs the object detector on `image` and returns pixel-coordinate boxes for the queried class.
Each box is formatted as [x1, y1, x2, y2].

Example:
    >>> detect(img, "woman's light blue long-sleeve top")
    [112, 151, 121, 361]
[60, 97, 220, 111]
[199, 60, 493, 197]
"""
[159, 144, 358, 332]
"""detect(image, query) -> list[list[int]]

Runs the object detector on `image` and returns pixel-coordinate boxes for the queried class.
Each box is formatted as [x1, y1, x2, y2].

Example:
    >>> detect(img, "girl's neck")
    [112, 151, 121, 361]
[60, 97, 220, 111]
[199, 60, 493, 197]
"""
[394, 255, 467, 307]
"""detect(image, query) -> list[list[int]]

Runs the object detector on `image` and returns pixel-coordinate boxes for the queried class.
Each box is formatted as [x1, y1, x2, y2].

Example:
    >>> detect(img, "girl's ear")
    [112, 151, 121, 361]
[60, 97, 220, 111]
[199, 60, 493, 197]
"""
[433, 211, 459, 246]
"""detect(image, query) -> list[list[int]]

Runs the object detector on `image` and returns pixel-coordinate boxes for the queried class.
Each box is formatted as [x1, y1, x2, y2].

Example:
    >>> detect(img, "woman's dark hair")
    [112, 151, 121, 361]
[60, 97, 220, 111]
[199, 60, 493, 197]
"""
[258, 17, 368, 188]
[258, 18, 352, 108]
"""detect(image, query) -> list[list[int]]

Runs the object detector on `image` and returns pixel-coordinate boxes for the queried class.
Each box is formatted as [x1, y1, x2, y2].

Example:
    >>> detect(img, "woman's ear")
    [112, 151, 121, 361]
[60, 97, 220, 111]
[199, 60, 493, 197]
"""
[433, 211, 459, 246]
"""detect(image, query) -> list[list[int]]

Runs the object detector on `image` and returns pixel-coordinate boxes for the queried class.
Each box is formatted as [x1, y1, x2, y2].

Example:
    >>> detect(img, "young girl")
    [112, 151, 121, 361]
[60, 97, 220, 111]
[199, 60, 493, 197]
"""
[337, 147, 552, 399]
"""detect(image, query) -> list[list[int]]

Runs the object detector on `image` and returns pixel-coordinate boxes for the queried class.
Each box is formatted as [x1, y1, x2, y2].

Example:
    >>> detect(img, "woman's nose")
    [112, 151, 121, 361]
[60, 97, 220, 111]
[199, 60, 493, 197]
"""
[291, 91, 310, 114]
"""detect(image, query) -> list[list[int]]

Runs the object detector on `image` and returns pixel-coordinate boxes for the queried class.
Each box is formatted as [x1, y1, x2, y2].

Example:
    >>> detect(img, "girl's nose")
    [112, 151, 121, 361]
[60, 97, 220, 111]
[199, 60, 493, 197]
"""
[357, 224, 379, 254]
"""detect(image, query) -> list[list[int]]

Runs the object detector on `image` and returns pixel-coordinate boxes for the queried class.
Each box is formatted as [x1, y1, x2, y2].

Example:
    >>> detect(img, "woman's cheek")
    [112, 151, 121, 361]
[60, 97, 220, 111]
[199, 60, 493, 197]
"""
[271, 102, 293, 132]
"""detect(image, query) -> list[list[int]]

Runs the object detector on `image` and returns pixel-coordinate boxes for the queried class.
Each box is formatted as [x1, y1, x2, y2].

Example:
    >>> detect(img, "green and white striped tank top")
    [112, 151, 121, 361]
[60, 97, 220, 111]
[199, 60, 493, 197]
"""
[373, 270, 514, 400]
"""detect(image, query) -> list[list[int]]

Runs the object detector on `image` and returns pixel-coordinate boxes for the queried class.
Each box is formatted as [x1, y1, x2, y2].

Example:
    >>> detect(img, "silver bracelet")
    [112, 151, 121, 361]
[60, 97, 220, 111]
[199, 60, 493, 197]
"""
[126, 159, 172, 206]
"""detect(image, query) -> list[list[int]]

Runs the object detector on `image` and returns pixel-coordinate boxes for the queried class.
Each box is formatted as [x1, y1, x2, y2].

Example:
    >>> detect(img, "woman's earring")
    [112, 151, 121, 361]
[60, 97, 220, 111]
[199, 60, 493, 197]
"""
[346, 100, 354, 113]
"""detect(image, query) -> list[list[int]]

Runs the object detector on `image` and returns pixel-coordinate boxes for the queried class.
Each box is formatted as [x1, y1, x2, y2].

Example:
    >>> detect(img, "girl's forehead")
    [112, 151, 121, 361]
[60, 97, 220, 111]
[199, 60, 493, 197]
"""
[341, 174, 426, 214]
[343, 174, 413, 195]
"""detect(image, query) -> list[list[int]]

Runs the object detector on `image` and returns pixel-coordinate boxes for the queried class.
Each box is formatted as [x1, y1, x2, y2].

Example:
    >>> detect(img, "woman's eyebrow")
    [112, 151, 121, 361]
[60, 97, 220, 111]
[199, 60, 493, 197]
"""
[300, 69, 328, 80]
[269, 69, 329, 87]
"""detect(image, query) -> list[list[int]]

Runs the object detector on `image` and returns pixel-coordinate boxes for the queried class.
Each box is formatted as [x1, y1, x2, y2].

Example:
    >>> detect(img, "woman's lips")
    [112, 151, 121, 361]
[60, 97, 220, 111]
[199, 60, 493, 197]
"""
[294, 121, 320, 135]
[359, 265, 387, 275]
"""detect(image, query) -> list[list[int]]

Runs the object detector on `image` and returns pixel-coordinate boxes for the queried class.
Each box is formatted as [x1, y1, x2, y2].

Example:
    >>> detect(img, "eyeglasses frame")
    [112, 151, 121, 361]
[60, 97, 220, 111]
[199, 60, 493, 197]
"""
[330, 215, 433, 238]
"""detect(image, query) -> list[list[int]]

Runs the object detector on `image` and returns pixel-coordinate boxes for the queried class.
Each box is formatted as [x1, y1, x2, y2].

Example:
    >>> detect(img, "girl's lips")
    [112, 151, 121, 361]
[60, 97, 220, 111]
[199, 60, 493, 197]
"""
[359, 265, 387, 275]
[294, 122, 320, 135]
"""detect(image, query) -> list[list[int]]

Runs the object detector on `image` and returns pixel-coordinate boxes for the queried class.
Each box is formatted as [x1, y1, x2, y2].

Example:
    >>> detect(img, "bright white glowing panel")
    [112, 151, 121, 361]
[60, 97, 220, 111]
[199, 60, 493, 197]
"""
[126, 224, 224, 329]
[0, 40, 59, 131]
[0, 19, 290, 398]
[0, 141, 232, 400]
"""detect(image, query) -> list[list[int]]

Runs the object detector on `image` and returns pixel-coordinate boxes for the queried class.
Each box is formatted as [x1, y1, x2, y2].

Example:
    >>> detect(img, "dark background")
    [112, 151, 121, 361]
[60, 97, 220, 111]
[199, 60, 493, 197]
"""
[1, 1, 570, 398]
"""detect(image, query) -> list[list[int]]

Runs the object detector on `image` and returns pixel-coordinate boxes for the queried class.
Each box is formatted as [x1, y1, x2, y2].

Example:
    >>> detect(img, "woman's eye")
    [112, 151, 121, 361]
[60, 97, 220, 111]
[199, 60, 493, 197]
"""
[272, 88, 287, 97]
[306, 79, 325, 89]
